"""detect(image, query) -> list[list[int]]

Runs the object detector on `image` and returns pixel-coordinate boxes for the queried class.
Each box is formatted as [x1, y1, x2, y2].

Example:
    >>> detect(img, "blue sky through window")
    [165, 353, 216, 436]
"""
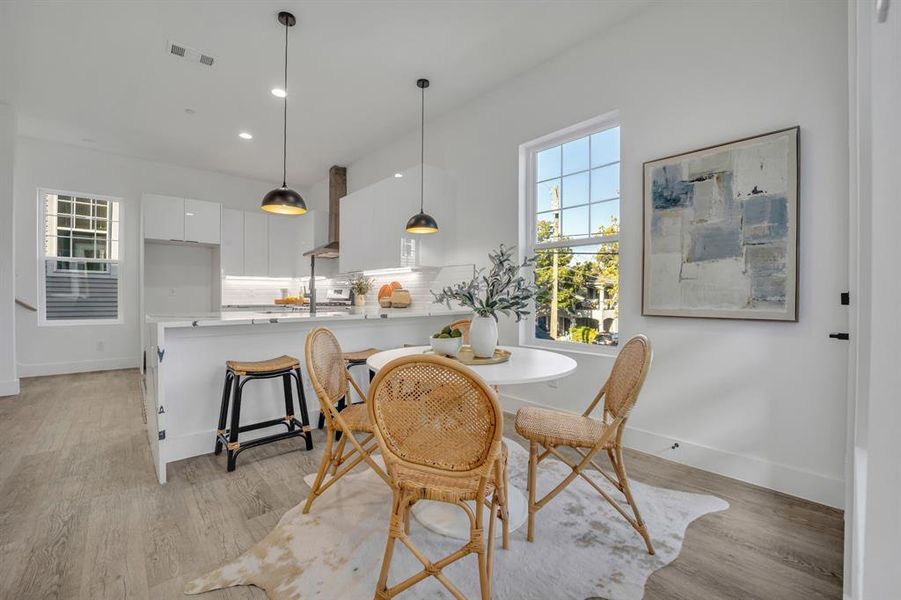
[535, 126, 620, 237]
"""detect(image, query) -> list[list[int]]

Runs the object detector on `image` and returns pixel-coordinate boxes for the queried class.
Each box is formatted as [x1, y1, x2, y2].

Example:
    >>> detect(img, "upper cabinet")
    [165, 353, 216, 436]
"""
[339, 187, 373, 274]
[243, 212, 269, 276]
[221, 209, 245, 276]
[142, 194, 184, 242]
[221, 209, 321, 278]
[143, 194, 220, 245]
[339, 165, 453, 274]
[184, 198, 221, 244]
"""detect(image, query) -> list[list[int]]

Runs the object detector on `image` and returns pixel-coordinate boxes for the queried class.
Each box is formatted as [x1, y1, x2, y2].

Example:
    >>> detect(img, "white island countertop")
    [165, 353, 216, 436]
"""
[146, 306, 470, 329]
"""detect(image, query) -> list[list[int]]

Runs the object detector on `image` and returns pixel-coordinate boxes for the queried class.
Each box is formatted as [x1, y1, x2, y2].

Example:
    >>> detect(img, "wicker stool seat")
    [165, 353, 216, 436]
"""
[226, 355, 299, 375]
[215, 354, 313, 472]
[342, 348, 379, 364]
[515, 406, 610, 448]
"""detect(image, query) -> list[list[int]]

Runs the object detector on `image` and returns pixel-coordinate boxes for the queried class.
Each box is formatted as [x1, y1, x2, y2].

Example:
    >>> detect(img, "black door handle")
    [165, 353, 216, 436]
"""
[829, 333, 850, 340]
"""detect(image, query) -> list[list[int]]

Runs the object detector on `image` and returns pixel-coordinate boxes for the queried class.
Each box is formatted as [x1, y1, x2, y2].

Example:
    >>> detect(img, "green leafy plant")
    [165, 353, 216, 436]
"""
[569, 325, 599, 344]
[348, 273, 374, 296]
[431, 244, 538, 321]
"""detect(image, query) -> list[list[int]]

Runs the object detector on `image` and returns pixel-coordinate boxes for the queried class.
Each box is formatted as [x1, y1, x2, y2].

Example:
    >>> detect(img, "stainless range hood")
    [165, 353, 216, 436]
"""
[303, 165, 345, 258]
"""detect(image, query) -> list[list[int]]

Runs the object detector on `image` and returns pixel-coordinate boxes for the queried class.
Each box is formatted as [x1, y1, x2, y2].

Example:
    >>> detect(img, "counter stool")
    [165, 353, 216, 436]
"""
[215, 354, 314, 472]
[316, 348, 378, 432]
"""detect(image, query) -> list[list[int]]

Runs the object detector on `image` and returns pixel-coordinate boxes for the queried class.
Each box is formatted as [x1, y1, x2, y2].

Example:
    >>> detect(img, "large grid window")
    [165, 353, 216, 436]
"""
[41, 190, 122, 323]
[523, 119, 620, 349]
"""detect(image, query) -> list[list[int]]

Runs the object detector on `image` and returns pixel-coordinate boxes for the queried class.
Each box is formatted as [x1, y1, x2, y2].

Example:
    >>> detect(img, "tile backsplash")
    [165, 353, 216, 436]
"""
[221, 264, 474, 309]
[357, 264, 474, 308]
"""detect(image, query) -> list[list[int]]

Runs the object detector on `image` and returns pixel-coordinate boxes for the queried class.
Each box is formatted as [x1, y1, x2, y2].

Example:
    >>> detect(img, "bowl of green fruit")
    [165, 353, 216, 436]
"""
[430, 325, 464, 357]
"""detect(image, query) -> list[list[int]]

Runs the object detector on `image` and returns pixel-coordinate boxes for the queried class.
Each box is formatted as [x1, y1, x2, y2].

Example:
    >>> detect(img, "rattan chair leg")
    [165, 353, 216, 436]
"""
[331, 435, 347, 476]
[303, 430, 334, 514]
[613, 446, 655, 555]
[486, 494, 498, 584]
[527, 440, 538, 542]
[404, 501, 412, 534]
[374, 492, 403, 600]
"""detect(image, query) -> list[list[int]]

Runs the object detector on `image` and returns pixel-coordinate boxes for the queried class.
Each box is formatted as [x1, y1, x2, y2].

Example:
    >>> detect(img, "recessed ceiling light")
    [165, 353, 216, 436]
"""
[238, 132, 253, 140]
[394, 173, 403, 178]
[271, 88, 287, 98]
[184, 108, 196, 115]
[81, 138, 96, 143]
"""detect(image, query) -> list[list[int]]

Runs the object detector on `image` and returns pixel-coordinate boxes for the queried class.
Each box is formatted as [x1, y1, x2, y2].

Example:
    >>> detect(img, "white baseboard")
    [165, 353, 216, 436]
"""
[499, 393, 844, 510]
[0, 378, 19, 397]
[17, 356, 141, 378]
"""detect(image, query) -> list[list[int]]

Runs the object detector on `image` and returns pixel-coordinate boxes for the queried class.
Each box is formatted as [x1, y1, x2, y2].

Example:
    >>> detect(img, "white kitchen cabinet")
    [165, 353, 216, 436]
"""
[243, 212, 269, 276]
[339, 187, 373, 274]
[184, 198, 221, 244]
[143, 194, 185, 242]
[338, 166, 453, 273]
[143, 194, 222, 245]
[267, 214, 301, 277]
[221, 209, 244, 276]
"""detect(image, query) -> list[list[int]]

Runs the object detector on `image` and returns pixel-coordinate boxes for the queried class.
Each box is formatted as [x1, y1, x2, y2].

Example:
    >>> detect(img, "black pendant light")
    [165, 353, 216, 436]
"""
[405, 78, 438, 234]
[261, 11, 307, 215]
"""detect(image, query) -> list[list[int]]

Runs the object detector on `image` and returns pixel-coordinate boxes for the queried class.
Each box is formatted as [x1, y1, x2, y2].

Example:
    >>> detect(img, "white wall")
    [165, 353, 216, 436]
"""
[311, 0, 849, 507]
[848, 0, 901, 596]
[143, 242, 217, 315]
[0, 105, 17, 396]
[13, 136, 305, 376]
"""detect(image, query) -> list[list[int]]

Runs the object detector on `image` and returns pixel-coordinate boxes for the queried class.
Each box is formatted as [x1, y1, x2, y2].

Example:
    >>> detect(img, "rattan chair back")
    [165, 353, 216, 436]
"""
[603, 334, 652, 420]
[305, 327, 349, 414]
[369, 354, 502, 474]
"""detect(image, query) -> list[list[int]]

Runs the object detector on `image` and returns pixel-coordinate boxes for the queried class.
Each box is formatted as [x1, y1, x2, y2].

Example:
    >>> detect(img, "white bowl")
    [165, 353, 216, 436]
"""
[430, 335, 463, 357]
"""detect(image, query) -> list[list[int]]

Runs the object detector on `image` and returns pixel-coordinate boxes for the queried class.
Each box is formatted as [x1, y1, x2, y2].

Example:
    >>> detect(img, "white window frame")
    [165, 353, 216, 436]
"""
[37, 188, 125, 327]
[518, 110, 621, 356]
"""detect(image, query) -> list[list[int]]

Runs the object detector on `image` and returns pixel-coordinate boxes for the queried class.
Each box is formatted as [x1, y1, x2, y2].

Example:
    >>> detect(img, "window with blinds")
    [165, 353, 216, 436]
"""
[40, 190, 122, 323]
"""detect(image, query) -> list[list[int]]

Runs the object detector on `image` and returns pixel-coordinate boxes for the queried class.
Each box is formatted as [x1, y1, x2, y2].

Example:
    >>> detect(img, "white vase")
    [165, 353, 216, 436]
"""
[469, 315, 498, 358]
[354, 295, 365, 307]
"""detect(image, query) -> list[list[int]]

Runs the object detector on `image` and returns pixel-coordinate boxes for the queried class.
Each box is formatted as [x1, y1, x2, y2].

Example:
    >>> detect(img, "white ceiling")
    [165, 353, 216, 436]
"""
[3, 0, 648, 186]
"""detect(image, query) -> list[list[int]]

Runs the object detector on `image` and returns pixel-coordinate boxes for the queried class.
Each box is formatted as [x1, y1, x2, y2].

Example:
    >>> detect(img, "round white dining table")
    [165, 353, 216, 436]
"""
[367, 345, 577, 541]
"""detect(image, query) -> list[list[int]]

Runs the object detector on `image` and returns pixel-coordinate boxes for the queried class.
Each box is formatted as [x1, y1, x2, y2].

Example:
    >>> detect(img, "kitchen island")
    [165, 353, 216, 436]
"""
[143, 306, 469, 483]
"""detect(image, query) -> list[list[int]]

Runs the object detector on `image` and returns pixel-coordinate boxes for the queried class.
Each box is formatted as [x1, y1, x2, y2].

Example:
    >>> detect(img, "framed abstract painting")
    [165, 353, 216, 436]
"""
[642, 127, 799, 321]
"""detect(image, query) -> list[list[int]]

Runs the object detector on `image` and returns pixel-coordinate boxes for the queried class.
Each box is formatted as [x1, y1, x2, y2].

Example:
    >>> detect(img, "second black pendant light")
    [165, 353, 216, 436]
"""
[261, 11, 307, 216]
[405, 78, 438, 234]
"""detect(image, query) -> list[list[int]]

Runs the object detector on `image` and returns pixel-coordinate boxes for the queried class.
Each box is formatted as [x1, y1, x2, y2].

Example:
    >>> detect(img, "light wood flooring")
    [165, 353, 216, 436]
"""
[0, 369, 843, 599]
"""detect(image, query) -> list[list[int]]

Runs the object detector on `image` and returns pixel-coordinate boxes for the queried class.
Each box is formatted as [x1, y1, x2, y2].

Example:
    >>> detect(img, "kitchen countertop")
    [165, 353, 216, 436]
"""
[146, 306, 470, 329]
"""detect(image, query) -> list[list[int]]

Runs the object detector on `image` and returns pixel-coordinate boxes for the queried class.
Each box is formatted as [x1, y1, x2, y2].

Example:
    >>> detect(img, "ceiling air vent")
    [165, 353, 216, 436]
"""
[166, 41, 215, 67]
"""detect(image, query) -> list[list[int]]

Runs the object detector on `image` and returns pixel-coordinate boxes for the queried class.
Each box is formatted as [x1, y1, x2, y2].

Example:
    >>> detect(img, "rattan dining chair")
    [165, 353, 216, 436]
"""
[369, 354, 508, 600]
[448, 319, 471, 344]
[303, 327, 390, 514]
[514, 334, 655, 554]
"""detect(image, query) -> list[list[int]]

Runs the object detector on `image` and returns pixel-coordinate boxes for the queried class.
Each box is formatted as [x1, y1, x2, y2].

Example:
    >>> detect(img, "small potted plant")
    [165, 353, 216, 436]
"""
[430, 324, 464, 357]
[349, 274, 374, 307]
[432, 244, 537, 357]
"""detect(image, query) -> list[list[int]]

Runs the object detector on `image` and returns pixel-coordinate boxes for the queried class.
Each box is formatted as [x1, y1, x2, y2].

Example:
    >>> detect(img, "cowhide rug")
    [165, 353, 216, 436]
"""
[186, 439, 727, 599]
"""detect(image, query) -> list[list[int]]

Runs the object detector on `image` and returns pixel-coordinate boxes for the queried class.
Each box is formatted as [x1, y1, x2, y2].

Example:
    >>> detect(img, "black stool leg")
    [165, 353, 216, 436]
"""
[293, 368, 314, 451]
[226, 376, 243, 472]
[282, 374, 296, 432]
[215, 371, 233, 455]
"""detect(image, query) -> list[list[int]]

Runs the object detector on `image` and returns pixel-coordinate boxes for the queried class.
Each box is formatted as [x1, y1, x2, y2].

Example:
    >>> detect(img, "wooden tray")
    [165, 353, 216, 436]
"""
[424, 346, 511, 365]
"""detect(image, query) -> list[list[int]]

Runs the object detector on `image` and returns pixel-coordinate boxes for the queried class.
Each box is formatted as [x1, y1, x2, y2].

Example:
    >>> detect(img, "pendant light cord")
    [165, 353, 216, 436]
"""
[420, 83, 425, 213]
[282, 18, 288, 188]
